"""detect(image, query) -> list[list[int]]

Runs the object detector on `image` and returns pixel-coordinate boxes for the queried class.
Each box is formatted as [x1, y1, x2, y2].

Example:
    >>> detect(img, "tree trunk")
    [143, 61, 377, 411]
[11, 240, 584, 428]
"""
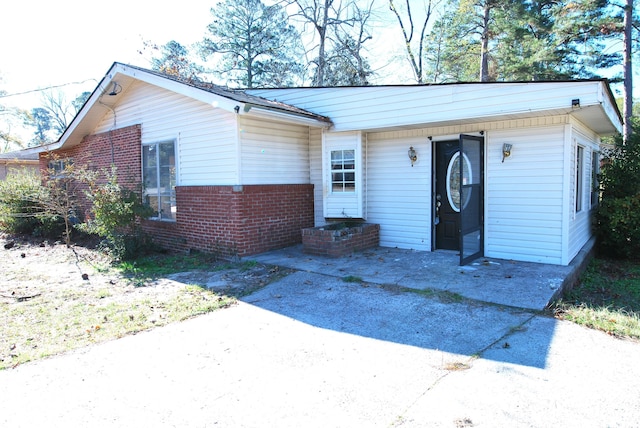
[316, 25, 327, 86]
[479, 2, 491, 82]
[623, 0, 633, 142]
[315, 1, 331, 87]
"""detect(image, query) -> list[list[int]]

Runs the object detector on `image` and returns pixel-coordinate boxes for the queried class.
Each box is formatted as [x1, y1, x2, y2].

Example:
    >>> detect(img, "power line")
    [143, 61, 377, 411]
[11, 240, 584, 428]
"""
[0, 79, 97, 99]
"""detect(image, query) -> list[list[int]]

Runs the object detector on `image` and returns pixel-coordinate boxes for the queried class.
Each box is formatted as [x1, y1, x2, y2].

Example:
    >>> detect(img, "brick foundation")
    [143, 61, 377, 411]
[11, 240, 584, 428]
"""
[143, 184, 315, 258]
[302, 222, 380, 257]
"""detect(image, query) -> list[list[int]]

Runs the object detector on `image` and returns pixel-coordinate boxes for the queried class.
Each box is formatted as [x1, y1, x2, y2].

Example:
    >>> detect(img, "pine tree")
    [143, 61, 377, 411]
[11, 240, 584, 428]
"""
[319, 36, 373, 86]
[199, 0, 303, 88]
[151, 40, 203, 82]
[425, 0, 621, 82]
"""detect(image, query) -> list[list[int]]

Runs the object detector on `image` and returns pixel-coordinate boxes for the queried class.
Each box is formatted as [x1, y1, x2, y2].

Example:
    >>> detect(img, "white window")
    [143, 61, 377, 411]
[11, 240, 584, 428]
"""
[331, 149, 356, 193]
[143, 141, 176, 220]
[323, 131, 363, 219]
[575, 146, 584, 213]
[47, 158, 73, 178]
[590, 151, 599, 208]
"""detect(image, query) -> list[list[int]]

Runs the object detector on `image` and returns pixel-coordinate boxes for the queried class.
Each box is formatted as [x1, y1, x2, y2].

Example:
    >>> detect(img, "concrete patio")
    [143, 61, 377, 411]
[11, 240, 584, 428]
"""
[250, 239, 594, 311]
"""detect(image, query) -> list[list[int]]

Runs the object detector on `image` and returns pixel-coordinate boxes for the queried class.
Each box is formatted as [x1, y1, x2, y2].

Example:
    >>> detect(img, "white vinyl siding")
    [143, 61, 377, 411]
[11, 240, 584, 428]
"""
[359, 120, 585, 260]
[248, 81, 619, 135]
[567, 122, 600, 263]
[485, 126, 565, 264]
[309, 128, 324, 226]
[178, 110, 238, 185]
[239, 116, 310, 185]
[365, 133, 431, 251]
[94, 81, 239, 186]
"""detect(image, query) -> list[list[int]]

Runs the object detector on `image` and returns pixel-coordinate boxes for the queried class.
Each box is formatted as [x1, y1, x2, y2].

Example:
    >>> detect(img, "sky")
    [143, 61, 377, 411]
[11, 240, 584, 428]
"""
[0, 0, 397, 149]
[0, 0, 409, 110]
[0, 0, 631, 147]
[0, 0, 217, 110]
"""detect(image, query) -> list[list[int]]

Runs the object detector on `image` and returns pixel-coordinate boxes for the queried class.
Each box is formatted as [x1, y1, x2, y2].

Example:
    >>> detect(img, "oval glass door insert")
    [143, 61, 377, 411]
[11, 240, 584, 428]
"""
[446, 151, 472, 213]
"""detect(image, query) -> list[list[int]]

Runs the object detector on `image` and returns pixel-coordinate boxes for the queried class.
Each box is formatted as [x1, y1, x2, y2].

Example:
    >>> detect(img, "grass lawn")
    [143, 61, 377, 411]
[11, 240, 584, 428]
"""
[552, 257, 640, 340]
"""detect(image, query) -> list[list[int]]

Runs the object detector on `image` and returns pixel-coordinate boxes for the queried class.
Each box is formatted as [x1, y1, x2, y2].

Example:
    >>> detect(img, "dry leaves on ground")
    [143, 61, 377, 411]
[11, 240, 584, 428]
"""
[0, 235, 290, 369]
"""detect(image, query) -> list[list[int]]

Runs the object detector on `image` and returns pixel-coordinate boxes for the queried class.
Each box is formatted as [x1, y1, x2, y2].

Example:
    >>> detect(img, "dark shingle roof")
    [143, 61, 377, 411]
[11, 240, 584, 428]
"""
[0, 148, 40, 161]
[120, 63, 332, 124]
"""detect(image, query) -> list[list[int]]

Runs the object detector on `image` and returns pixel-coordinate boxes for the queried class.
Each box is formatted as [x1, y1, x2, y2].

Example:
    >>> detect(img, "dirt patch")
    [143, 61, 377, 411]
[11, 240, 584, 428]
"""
[0, 234, 292, 369]
[0, 234, 291, 299]
[2, 236, 111, 291]
[163, 264, 289, 295]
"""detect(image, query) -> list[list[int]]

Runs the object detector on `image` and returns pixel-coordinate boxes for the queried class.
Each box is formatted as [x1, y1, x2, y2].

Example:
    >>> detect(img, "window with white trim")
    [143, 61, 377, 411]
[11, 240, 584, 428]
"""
[575, 145, 584, 213]
[331, 149, 356, 192]
[324, 131, 363, 219]
[143, 141, 176, 220]
[48, 158, 73, 178]
[590, 151, 599, 208]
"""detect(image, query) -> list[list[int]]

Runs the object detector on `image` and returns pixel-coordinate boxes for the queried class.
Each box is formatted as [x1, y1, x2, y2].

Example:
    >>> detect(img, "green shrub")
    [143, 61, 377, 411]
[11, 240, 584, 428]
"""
[599, 120, 640, 200]
[0, 171, 62, 236]
[595, 195, 640, 259]
[78, 167, 155, 261]
[595, 120, 640, 259]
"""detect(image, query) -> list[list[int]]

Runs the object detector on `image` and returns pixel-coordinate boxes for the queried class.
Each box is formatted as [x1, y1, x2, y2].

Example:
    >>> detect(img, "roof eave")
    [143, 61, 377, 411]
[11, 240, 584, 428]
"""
[242, 103, 332, 128]
[54, 63, 331, 149]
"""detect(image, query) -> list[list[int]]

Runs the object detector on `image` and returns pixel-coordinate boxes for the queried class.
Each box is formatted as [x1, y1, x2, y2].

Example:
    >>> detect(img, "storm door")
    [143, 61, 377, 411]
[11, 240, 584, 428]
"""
[434, 135, 484, 265]
[459, 134, 484, 265]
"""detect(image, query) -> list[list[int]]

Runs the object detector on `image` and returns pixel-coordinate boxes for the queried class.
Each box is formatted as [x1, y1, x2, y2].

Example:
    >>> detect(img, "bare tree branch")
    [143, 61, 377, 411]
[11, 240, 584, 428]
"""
[288, 0, 360, 86]
[389, 0, 437, 83]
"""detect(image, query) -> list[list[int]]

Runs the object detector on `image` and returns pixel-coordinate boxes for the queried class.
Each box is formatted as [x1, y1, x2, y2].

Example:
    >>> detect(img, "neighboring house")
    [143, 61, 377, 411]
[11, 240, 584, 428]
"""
[41, 62, 622, 265]
[0, 148, 41, 180]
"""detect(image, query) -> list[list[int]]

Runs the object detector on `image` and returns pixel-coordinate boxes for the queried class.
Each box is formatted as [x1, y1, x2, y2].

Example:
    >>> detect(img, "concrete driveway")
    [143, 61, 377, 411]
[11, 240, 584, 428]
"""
[1, 255, 639, 427]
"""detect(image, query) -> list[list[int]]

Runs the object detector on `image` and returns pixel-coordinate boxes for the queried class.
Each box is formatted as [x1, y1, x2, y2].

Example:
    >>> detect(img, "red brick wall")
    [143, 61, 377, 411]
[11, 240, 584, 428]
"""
[302, 223, 380, 257]
[43, 125, 314, 258]
[39, 125, 142, 219]
[39, 125, 142, 183]
[143, 184, 314, 257]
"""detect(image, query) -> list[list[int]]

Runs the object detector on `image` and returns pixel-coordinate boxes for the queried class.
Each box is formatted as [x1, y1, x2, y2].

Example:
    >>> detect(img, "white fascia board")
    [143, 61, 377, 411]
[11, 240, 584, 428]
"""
[111, 64, 329, 125]
[52, 72, 117, 150]
[55, 64, 248, 150]
[597, 82, 623, 134]
[243, 104, 332, 128]
[112, 64, 245, 114]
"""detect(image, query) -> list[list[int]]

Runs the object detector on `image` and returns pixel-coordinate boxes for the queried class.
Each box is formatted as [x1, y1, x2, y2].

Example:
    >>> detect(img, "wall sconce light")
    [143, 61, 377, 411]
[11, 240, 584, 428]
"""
[571, 98, 580, 109]
[408, 146, 418, 167]
[502, 143, 512, 163]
